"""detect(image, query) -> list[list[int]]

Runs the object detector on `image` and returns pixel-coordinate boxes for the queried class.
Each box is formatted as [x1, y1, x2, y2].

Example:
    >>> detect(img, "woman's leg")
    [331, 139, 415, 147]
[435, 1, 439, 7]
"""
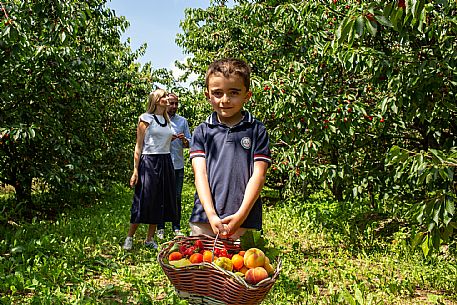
[127, 223, 139, 237]
[146, 224, 157, 242]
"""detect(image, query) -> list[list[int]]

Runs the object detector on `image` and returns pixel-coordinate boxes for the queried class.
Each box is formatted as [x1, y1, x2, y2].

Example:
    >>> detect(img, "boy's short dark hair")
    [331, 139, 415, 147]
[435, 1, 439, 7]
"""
[205, 58, 251, 91]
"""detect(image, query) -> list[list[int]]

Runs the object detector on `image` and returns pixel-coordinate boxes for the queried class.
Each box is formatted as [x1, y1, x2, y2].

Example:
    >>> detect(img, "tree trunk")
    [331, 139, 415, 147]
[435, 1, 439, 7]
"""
[331, 148, 344, 201]
[14, 176, 33, 207]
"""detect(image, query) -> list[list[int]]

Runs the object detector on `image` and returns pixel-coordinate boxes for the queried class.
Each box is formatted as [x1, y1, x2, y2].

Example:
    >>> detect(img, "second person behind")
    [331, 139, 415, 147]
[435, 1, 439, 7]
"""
[156, 93, 192, 239]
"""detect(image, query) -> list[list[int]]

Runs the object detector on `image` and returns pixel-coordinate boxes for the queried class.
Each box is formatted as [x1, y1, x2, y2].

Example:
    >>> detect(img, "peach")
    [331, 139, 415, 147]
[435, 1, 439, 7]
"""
[168, 251, 183, 261]
[263, 255, 274, 274]
[264, 262, 274, 275]
[243, 248, 265, 269]
[231, 254, 244, 271]
[202, 250, 214, 263]
[214, 257, 233, 271]
[245, 266, 269, 284]
[189, 253, 203, 264]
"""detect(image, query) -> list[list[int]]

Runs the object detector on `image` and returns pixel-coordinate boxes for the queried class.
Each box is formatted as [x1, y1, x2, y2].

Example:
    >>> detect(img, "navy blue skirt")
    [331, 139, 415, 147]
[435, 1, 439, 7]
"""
[130, 154, 177, 224]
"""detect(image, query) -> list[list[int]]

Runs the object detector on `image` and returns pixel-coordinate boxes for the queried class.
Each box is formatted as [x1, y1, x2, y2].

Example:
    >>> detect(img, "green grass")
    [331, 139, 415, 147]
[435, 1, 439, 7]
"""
[1, 183, 456, 304]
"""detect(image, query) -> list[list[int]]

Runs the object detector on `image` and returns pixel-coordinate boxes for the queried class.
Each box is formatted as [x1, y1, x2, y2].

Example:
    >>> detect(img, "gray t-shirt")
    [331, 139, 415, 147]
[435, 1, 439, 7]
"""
[139, 113, 174, 154]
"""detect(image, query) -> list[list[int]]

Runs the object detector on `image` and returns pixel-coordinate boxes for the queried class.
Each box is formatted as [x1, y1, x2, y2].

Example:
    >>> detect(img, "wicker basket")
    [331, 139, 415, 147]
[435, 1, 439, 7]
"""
[157, 234, 281, 305]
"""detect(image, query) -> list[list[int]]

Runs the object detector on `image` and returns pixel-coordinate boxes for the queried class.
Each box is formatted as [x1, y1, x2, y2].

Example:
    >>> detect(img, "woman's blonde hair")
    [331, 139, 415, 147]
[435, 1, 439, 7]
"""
[147, 89, 170, 123]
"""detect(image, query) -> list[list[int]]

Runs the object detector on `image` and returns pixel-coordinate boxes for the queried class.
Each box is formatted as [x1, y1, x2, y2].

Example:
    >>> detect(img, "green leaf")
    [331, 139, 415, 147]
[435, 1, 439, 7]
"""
[354, 287, 363, 304]
[432, 231, 441, 250]
[433, 202, 441, 225]
[366, 20, 378, 36]
[11, 246, 24, 254]
[421, 235, 430, 256]
[438, 169, 450, 181]
[442, 224, 453, 241]
[383, 2, 394, 18]
[341, 288, 356, 305]
[355, 16, 365, 37]
[2, 26, 11, 37]
[429, 149, 442, 162]
[445, 197, 455, 216]
[338, 18, 353, 44]
[29, 128, 36, 138]
[390, 101, 398, 113]
[380, 97, 389, 113]
[417, 7, 426, 32]
[240, 230, 266, 251]
[375, 15, 393, 27]
[392, 8, 404, 31]
[411, 231, 426, 248]
[444, 212, 452, 226]
[60, 31, 66, 43]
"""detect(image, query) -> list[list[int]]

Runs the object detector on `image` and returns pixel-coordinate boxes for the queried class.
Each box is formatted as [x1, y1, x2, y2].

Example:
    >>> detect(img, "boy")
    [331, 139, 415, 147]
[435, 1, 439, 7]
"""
[189, 58, 271, 239]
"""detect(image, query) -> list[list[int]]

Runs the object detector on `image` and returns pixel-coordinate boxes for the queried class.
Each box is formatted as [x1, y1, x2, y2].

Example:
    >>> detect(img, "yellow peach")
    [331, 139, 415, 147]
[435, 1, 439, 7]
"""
[214, 257, 233, 271]
[231, 254, 245, 271]
[264, 262, 274, 275]
[244, 248, 265, 269]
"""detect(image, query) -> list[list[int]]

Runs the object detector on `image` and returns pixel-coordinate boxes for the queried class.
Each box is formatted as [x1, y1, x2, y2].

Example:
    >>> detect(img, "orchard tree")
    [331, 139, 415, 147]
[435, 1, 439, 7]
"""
[177, 0, 456, 254]
[0, 0, 171, 211]
[332, 0, 456, 254]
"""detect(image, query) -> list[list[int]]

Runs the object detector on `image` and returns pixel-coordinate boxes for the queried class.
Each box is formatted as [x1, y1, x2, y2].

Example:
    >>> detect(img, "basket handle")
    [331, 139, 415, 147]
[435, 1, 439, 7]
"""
[210, 233, 219, 262]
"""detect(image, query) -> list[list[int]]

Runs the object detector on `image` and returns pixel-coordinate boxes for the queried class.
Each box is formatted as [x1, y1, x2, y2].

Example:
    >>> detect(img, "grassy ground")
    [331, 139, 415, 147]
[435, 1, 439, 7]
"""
[0, 182, 456, 304]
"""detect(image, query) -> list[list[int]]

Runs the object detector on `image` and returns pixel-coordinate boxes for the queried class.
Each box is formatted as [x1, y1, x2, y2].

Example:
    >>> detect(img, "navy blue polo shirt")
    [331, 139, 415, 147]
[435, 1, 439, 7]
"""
[189, 111, 271, 229]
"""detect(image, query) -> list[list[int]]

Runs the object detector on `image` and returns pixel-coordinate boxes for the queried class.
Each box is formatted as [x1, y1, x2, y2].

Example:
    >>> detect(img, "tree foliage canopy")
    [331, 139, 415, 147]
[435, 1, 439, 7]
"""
[176, 0, 456, 254]
[0, 0, 165, 207]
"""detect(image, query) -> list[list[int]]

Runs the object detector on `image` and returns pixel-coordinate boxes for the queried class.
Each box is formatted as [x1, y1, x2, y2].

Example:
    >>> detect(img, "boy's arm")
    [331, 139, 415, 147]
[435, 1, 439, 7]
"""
[221, 160, 269, 235]
[192, 157, 227, 235]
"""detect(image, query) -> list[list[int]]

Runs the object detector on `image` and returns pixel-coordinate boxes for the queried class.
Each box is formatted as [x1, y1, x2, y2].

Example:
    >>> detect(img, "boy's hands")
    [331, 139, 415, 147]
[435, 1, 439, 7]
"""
[208, 215, 230, 237]
[221, 213, 244, 237]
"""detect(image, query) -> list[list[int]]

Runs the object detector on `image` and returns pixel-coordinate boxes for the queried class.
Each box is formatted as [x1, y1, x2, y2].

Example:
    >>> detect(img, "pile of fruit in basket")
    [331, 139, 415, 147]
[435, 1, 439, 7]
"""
[165, 238, 276, 285]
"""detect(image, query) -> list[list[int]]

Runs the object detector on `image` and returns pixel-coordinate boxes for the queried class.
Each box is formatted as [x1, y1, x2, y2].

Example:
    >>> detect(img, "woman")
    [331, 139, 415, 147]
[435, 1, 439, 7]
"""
[122, 89, 177, 250]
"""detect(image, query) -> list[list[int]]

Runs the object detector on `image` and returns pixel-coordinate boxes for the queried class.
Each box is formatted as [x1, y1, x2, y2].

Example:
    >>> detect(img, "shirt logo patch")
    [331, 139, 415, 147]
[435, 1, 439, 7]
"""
[241, 137, 251, 150]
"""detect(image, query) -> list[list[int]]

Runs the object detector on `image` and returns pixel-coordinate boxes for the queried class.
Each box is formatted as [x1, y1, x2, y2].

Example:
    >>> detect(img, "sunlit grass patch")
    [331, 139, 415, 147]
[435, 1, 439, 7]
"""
[262, 196, 457, 304]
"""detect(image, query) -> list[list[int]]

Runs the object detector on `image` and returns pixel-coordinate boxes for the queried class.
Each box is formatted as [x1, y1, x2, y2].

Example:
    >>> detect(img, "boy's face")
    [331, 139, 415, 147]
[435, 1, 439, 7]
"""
[205, 73, 252, 125]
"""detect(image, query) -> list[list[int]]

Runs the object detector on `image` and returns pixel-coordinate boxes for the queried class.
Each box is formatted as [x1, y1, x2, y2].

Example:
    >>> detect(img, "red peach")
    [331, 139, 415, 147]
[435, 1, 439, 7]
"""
[189, 253, 203, 264]
[168, 251, 183, 261]
[245, 267, 269, 284]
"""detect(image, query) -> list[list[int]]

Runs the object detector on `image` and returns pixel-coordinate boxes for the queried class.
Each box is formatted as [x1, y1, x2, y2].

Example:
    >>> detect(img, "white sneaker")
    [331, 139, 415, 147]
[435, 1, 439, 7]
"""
[174, 229, 184, 236]
[122, 236, 133, 250]
[144, 240, 158, 249]
[156, 229, 165, 240]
